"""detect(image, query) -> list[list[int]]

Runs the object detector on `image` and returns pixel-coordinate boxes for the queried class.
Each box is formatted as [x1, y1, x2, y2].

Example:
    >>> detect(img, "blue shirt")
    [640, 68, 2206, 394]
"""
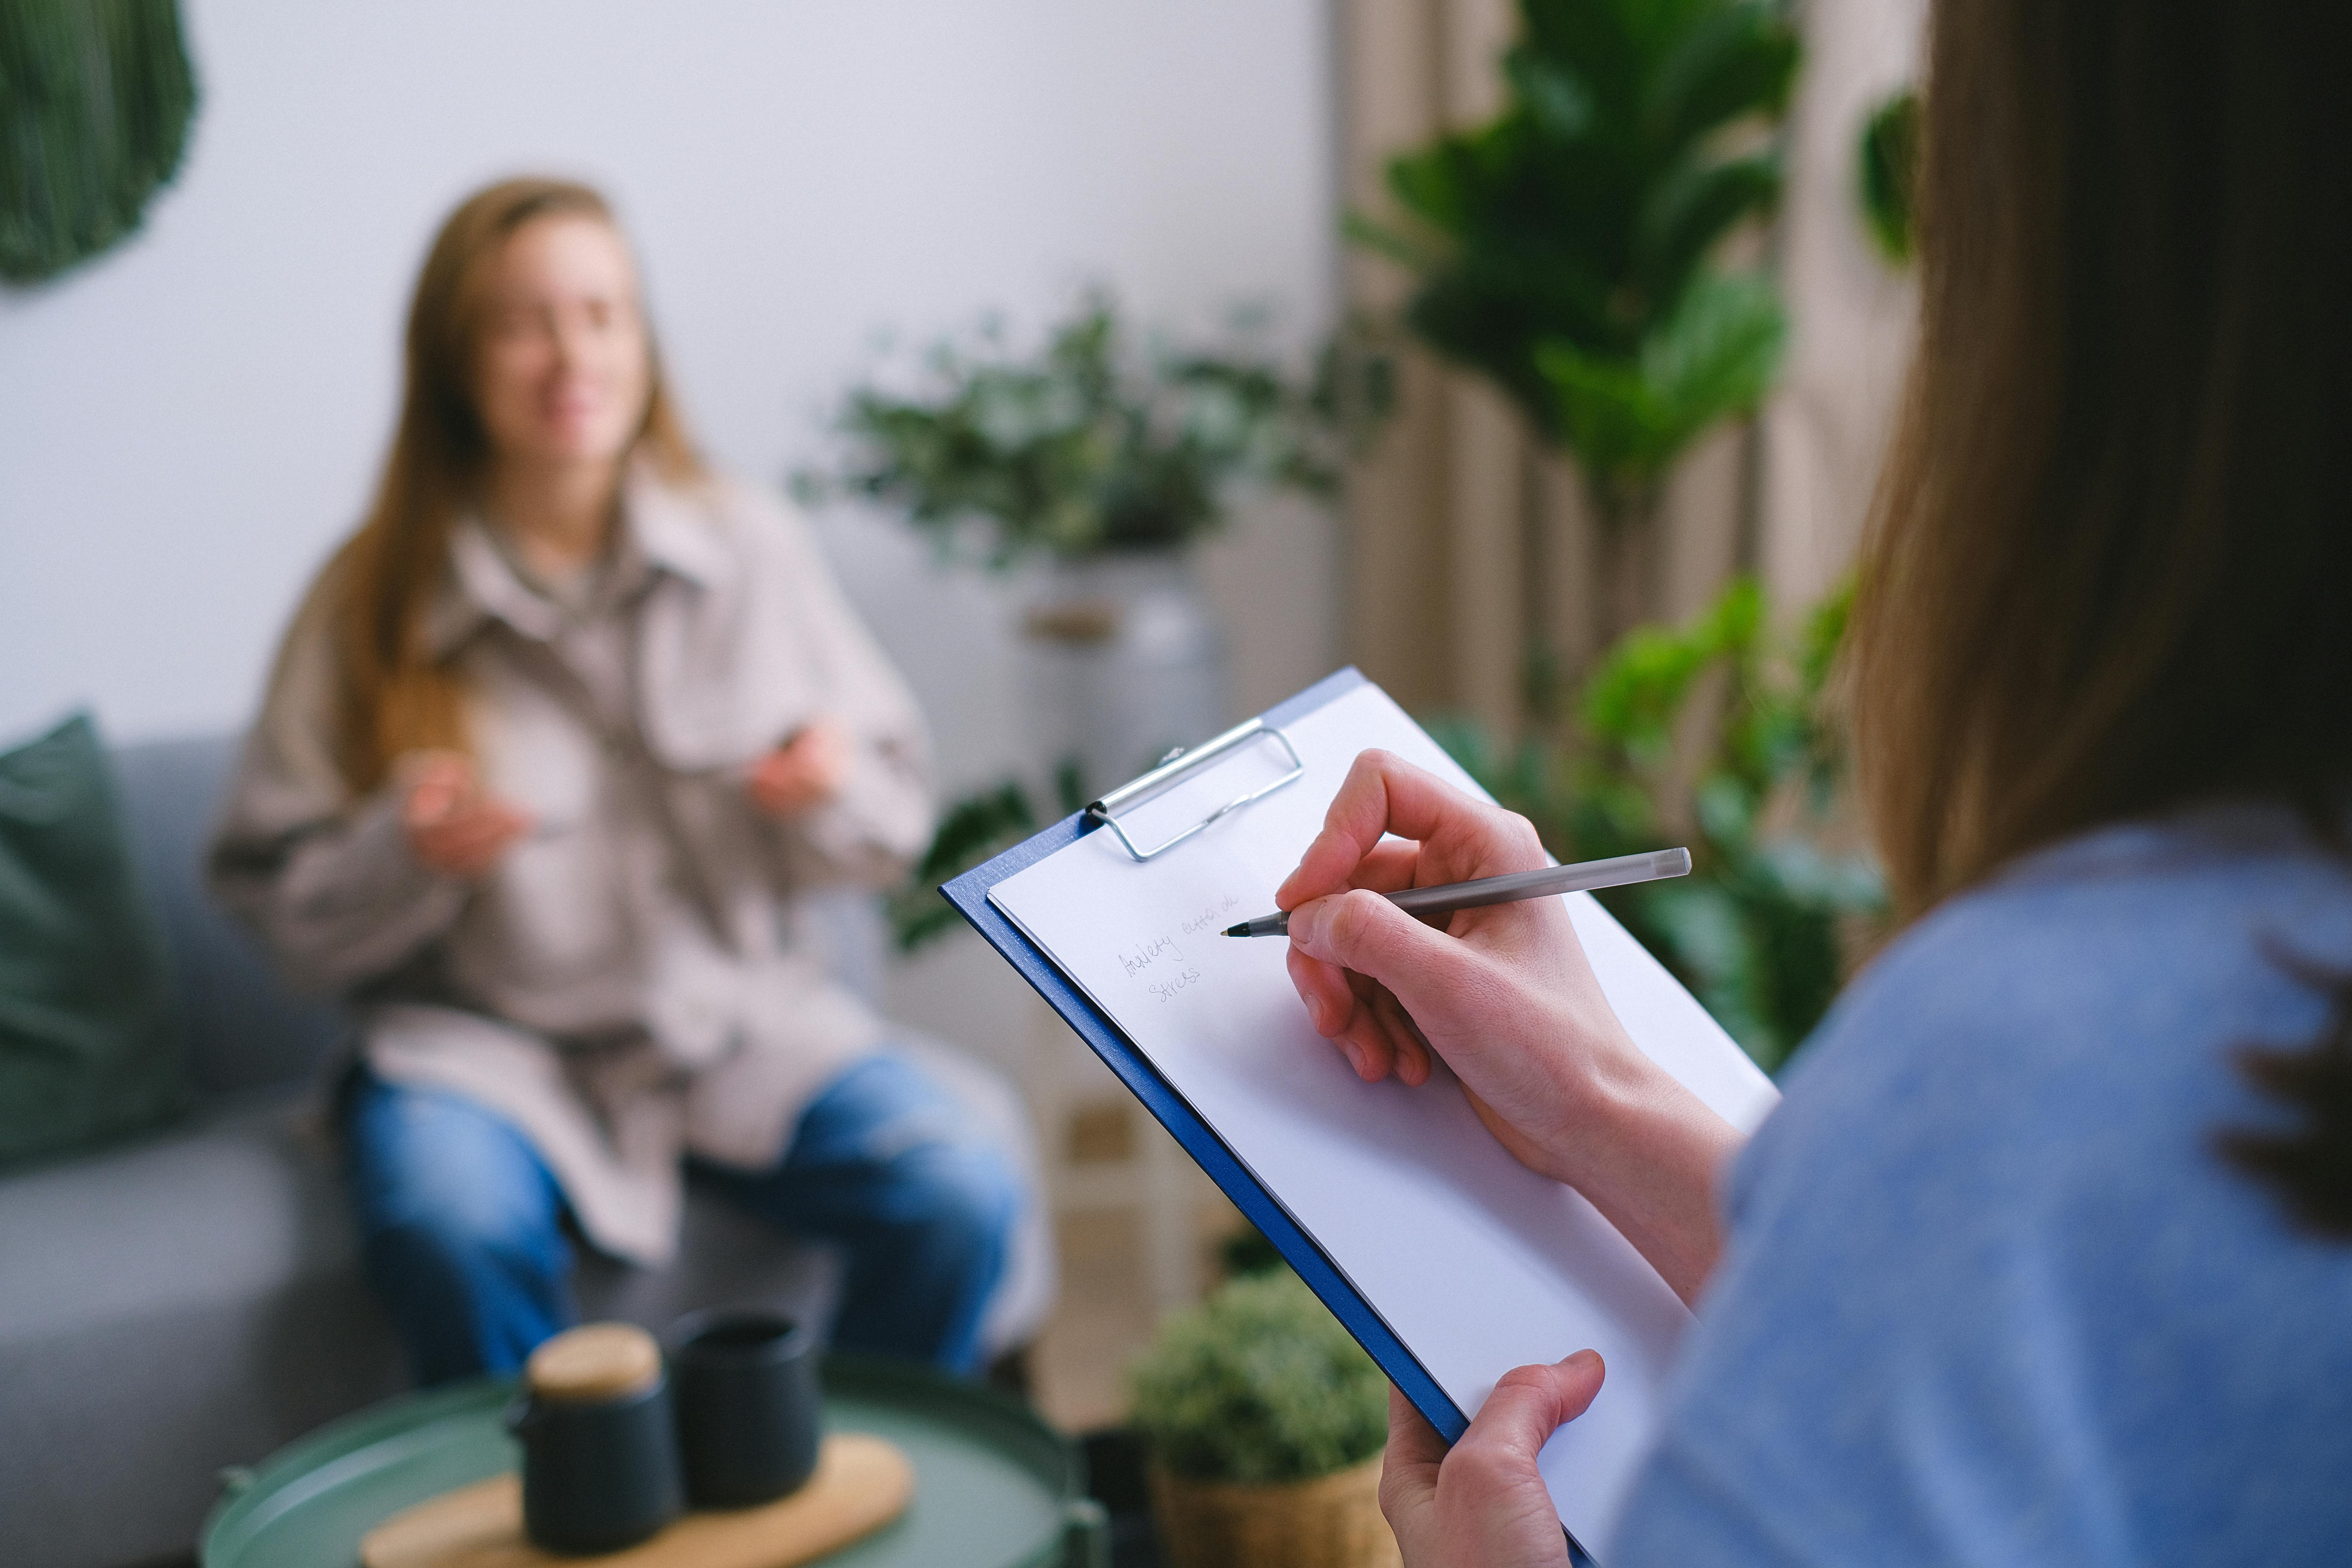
[1612, 809, 2352, 1566]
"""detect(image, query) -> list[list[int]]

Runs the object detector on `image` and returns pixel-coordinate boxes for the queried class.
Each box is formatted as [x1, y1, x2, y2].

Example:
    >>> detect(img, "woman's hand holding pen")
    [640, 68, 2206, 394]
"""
[747, 719, 851, 818]
[400, 751, 533, 879]
[1277, 749, 1741, 1307]
[1281, 752, 1744, 1568]
[1277, 749, 1620, 1173]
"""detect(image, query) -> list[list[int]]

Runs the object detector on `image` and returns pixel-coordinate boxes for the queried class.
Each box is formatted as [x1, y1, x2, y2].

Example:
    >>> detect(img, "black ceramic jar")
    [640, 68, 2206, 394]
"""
[506, 1323, 684, 1553]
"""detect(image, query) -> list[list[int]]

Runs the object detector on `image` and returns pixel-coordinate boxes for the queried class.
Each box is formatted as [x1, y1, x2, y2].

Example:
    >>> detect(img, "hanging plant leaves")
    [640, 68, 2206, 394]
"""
[0, 0, 199, 285]
[1858, 87, 1920, 265]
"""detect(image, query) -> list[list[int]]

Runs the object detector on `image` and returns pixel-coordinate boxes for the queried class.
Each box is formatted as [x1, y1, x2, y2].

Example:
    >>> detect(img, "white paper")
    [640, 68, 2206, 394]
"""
[989, 679, 1778, 1558]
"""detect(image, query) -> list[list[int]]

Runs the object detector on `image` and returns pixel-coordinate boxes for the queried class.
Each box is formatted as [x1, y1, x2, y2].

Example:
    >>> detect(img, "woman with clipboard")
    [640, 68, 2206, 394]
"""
[1282, 5, 2352, 1564]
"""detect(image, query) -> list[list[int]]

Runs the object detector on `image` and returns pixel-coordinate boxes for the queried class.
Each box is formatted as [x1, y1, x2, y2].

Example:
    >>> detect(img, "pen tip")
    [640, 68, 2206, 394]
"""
[1221, 924, 1246, 937]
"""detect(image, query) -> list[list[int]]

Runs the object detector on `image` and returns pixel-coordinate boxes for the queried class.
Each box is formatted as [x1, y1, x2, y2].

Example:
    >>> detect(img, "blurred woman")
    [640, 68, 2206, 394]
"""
[1277, 3, 2352, 1563]
[210, 178, 1019, 1384]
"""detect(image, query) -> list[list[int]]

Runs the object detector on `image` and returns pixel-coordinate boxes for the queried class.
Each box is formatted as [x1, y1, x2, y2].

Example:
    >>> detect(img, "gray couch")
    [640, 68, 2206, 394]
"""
[0, 735, 1050, 1568]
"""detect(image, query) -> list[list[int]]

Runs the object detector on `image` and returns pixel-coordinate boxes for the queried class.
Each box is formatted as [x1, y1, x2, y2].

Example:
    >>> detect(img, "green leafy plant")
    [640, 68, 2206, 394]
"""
[1128, 1270, 1388, 1485]
[1217, 1221, 1286, 1282]
[1858, 88, 1920, 264]
[1352, 0, 1800, 588]
[887, 782, 1037, 952]
[1, 0, 198, 284]
[887, 762, 1090, 952]
[1433, 577, 1883, 1072]
[801, 295, 1389, 566]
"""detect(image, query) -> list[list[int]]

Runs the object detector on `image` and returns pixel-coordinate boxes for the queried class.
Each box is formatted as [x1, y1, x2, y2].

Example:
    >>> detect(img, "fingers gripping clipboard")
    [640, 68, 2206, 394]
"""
[944, 669, 1779, 1563]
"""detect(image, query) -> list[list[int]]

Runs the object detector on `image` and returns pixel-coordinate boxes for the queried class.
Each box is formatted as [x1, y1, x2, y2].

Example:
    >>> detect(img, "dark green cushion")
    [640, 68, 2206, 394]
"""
[0, 712, 191, 1167]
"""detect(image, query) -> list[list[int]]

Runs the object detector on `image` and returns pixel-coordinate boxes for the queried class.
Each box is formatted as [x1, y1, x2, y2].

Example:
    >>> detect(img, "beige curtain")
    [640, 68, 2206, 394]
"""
[1336, 0, 1923, 730]
[1757, 0, 1926, 612]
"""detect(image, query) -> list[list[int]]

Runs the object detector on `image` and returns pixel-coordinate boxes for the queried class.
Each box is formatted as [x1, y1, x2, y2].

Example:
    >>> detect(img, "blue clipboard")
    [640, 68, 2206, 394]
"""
[943, 666, 1600, 1564]
[938, 671, 1462, 1419]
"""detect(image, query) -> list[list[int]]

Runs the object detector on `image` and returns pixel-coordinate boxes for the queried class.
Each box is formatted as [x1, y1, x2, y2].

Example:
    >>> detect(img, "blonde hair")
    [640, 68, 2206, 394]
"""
[296, 176, 703, 793]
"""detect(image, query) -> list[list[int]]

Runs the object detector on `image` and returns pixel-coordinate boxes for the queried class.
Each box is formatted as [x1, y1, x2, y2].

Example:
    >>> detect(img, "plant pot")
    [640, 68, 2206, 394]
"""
[1147, 1456, 1400, 1568]
[1019, 549, 1227, 802]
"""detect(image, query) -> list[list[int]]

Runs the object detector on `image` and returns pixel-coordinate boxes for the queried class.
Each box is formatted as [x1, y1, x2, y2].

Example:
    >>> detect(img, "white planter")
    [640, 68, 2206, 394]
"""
[1019, 550, 1228, 804]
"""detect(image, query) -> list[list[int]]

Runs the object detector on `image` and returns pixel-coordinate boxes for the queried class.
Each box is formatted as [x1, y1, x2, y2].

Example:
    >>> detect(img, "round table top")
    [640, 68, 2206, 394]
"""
[202, 1355, 1095, 1568]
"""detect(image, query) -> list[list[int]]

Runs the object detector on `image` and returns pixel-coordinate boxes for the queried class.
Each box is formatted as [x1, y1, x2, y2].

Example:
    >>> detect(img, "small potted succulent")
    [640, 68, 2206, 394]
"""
[1127, 1269, 1396, 1568]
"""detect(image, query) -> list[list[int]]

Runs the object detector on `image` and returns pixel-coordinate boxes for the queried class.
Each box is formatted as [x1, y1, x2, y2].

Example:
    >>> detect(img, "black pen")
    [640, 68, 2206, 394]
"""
[1221, 848, 1693, 937]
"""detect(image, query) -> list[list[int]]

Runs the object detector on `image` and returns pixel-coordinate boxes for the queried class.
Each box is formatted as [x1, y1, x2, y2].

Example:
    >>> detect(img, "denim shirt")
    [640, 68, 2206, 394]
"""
[1614, 807, 2352, 1566]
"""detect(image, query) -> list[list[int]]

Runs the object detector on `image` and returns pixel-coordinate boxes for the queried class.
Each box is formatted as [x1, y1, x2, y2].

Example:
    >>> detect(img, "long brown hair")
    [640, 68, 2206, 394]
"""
[298, 177, 703, 793]
[1851, 3, 2352, 1228]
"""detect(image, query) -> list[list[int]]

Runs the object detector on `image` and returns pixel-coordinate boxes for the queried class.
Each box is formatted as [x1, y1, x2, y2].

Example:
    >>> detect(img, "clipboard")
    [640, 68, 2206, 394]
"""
[940, 671, 1472, 1422]
[945, 666, 1762, 1564]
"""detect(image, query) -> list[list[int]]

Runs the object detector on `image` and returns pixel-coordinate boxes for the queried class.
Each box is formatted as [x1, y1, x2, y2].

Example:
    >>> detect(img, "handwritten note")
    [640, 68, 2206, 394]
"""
[1179, 894, 1242, 937]
[1115, 896, 1242, 1003]
[1117, 934, 1184, 980]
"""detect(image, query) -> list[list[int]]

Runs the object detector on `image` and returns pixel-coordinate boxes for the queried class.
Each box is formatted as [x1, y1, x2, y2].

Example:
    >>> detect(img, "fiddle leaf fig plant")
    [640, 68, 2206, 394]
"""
[1352, 0, 1800, 535]
[1537, 272, 1785, 491]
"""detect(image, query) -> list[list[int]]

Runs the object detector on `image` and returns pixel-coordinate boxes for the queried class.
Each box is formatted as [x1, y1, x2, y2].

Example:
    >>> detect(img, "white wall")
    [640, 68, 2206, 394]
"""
[0, 0, 1339, 1075]
[0, 0, 1341, 790]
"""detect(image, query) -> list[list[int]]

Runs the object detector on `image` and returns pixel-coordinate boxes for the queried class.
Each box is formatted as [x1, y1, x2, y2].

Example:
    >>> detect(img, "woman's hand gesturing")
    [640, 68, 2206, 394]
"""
[400, 751, 533, 879]
[747, 720, 851, 819]
[1279, 749, 1741, 1304]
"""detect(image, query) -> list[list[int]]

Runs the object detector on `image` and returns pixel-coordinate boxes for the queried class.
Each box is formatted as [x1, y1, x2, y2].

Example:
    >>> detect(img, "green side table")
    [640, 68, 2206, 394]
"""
[201, 1356, 1108, 1568]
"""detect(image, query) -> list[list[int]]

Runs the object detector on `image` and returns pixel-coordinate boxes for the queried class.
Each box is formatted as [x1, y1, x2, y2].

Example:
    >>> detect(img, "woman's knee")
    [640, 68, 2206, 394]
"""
[345, 1077, 565, 1266]
[366, 1182, 564, 1276]
[888, 1141, 1021, 1257]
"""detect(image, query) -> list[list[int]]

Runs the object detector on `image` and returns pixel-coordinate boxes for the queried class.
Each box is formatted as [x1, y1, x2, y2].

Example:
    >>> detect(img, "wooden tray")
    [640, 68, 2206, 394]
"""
[360, 1434, 913, 1568]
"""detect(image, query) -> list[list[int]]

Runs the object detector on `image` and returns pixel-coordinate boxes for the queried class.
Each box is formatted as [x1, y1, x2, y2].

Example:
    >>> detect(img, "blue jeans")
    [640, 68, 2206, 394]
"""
[343, 1052, 1018, 1386]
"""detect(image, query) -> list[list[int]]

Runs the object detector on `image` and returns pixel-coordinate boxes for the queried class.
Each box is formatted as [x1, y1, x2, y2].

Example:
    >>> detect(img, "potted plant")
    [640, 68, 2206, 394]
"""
[802, 294, 1384, 802]
[1127, 1269, 1396, 1568]
[1351, 0, 1801, 664]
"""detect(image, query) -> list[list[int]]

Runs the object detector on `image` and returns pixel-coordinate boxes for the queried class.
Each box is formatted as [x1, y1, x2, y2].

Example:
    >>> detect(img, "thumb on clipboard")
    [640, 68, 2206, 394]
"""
[1381, 1352, 1606, 1568]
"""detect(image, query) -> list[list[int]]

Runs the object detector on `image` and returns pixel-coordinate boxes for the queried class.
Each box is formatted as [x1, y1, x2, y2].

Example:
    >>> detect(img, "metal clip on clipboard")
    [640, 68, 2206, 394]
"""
[1084, 716, 1306, 862]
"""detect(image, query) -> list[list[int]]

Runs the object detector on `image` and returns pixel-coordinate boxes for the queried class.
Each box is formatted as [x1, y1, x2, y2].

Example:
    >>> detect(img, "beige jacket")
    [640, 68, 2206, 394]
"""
[208, 472, 933, 1264]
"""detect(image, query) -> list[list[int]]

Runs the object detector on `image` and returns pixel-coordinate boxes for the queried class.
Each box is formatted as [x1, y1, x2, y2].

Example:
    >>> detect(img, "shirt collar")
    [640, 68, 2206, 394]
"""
[624, 466, 728, 587]
[421, 466, 721, 657]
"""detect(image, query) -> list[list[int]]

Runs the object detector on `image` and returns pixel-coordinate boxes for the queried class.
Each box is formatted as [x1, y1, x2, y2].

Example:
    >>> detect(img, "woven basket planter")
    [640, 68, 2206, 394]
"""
[1147, 1455, 1400, 1568]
